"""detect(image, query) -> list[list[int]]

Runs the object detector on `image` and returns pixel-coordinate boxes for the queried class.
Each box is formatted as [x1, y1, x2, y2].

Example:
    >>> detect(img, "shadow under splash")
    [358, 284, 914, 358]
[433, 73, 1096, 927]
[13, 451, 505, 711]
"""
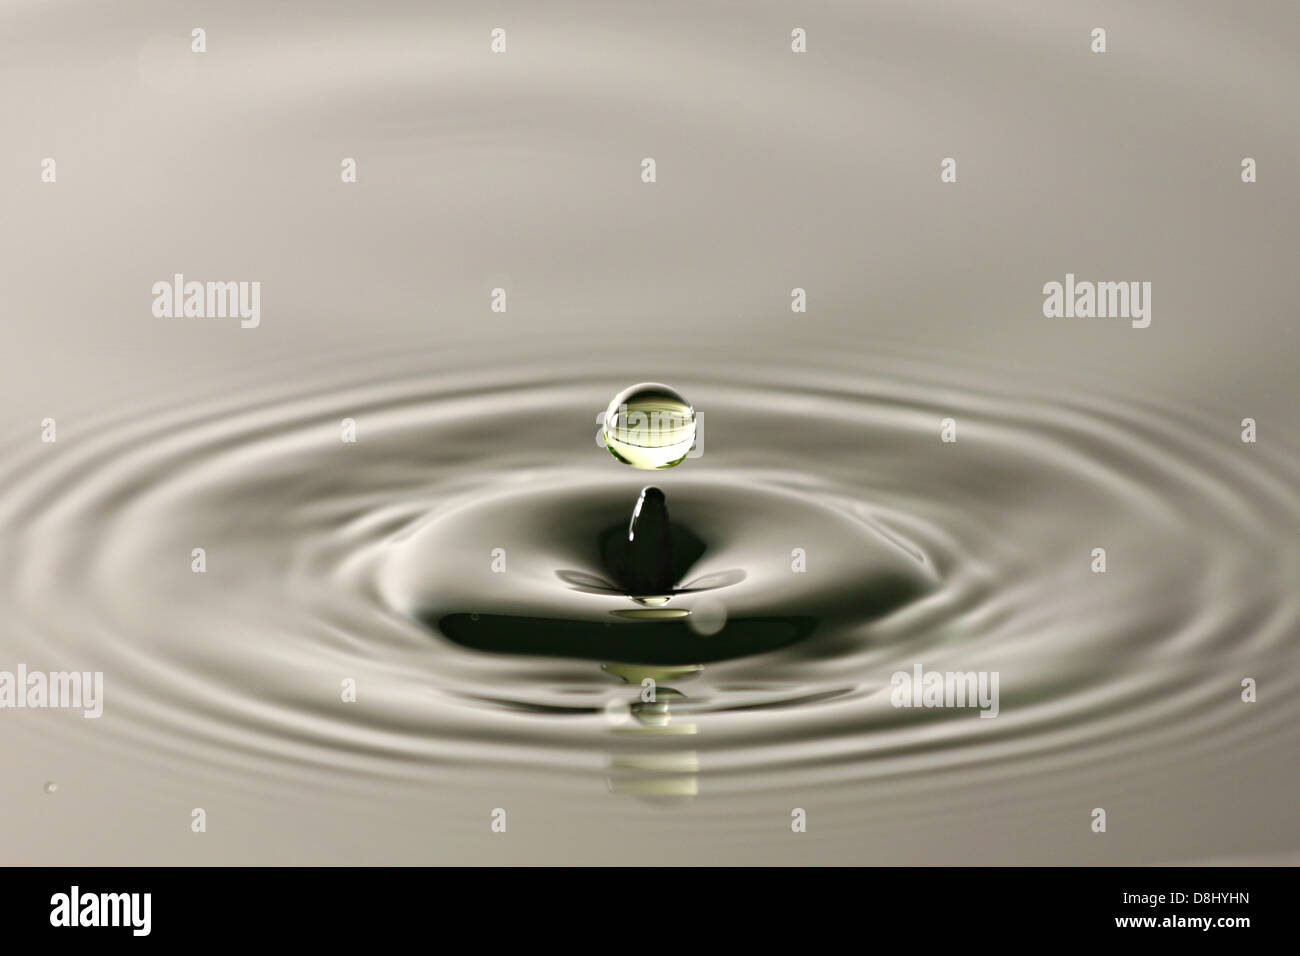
[415, 483, 934, 667]
[434, 611, 816, 665]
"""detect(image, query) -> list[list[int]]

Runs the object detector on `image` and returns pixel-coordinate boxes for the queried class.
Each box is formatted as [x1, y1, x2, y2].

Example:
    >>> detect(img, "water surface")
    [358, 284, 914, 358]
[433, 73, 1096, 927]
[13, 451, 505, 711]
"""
[1, 0, 1298, 865]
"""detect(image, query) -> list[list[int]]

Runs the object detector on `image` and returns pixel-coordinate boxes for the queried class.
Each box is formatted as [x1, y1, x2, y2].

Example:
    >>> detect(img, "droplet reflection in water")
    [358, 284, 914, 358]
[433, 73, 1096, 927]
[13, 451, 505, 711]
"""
[602, 383, 696, 469]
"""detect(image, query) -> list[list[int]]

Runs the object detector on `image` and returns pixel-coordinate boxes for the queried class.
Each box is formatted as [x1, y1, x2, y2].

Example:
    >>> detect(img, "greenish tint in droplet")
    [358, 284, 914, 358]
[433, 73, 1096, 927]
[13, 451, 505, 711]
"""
[610, 607, 689, 619]
[601, 662, 702, 684]
[603, 383, 695, 469]
[43, 781, 57, 794]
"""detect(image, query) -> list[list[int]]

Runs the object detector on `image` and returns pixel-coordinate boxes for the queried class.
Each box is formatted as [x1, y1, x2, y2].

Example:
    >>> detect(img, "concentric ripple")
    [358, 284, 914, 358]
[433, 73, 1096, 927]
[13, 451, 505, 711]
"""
[1, 342, 1296, 810]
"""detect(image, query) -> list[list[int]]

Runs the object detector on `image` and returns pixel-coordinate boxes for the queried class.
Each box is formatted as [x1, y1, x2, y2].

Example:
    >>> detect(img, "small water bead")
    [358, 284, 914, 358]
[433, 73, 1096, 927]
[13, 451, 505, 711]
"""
[603, 698, 633, 727]
[43, 781, 57, 794]
[687, 597, 727, 636]
[603, 383, 696, 469]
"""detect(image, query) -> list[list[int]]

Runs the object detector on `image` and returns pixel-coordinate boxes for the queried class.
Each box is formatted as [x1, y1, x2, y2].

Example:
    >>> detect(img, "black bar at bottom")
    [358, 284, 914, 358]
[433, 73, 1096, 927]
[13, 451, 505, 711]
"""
[2, 865, 1284, 941]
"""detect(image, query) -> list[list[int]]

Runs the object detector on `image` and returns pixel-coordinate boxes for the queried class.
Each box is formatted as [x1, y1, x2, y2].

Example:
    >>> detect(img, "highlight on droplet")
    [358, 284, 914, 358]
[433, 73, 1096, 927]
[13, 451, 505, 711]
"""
[602, 383, 696, 469]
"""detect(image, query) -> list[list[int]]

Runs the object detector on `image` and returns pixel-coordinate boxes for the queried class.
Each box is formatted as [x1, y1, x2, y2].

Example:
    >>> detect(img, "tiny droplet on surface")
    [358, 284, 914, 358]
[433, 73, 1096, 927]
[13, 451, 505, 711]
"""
[688, 597, 728, 636]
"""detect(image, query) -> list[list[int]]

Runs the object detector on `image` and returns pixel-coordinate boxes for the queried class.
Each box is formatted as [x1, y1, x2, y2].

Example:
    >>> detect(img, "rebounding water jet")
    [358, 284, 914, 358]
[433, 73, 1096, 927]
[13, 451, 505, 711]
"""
[605, 486, 676, 598]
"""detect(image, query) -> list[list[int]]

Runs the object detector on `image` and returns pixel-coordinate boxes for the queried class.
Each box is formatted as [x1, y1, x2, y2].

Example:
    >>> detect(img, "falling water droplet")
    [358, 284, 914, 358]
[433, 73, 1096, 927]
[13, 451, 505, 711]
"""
[43, 781, 57, 794]
[602, 383, 695, 469]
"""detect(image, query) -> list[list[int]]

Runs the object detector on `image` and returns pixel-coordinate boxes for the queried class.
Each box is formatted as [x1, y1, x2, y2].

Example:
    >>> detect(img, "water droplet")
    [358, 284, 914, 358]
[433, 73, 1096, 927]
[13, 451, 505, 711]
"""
[43, 781, 57, 794]
[602, 383, 695, 469]
[603, 698, 632, 727]
[688, 597, 728, 635]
